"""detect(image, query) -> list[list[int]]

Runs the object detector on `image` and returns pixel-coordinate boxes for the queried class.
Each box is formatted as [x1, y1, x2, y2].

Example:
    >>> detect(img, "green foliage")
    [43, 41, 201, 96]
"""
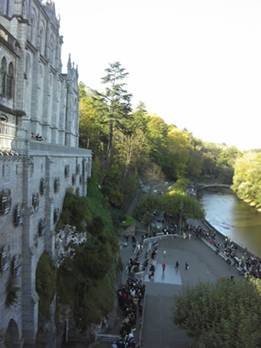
[79, 83, 109, 155]
[137, 184, 203, 223]
[121, 215, 136, 227]
[86, 167, 114, 234]
[164, 190, 204, 220]
[57, 189, 91, 231]
[174, 277, 261, 347]
[75, 273, 116, 330]
[101, 163, 125, 208]
[79, 70, 240, 222]
[233, 151, 261, 210]
[57, 232, 118, 330]
[95, 62, 132, 165]
[168, 177, 190, 191]
[56, 173, 119, 330]
[5, 257, 19, 307]
[191, 140, 241, 184]
[36, 252, 56, 319]
[136, 194, 162, 219]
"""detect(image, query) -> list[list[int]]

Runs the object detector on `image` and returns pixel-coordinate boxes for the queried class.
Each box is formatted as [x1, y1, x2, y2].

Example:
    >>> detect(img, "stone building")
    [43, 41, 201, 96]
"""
[0, 0, 92, 346]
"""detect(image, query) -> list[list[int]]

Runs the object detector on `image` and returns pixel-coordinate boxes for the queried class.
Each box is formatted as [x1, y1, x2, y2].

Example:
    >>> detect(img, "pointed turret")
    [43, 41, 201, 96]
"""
[67, 54, 72, 71]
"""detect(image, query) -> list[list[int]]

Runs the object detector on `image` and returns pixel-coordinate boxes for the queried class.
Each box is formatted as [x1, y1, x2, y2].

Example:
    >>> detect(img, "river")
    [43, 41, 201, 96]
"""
[200, 190, 261, 257]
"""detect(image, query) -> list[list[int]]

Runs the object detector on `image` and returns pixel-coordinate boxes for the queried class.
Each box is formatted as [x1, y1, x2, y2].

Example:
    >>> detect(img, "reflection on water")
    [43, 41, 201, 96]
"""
[201, 191, 261, 257]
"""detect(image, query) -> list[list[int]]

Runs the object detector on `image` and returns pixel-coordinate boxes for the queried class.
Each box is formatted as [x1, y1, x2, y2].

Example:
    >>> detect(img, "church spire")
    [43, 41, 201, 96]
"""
[67, 54, 72, 70]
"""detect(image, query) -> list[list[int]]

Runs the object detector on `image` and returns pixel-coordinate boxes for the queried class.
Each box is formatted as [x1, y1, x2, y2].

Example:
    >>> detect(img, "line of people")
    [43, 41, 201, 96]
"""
[147, 241, 158, 280]
[115, 277, 145, 348]
[187, 223, 261, 279]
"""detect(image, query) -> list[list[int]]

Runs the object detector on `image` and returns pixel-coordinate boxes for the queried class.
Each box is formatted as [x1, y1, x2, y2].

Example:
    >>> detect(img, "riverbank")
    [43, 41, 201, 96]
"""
[199, 188, 261, 257]
[188, 218, 261, 279]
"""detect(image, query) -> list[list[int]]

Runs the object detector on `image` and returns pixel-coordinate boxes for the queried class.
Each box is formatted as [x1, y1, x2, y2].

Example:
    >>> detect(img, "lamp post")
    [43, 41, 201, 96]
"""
[179, 200, 183, 235]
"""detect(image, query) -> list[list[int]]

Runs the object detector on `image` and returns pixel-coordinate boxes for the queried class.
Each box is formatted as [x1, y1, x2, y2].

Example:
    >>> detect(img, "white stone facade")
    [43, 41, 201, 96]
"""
[0, 1, 92, 346]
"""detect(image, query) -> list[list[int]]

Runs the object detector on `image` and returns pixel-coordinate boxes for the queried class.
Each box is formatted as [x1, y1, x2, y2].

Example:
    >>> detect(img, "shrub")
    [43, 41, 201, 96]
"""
[5, 257, 19, 307]
[56, 190, 92, 232]
[121, 215, 135, 227]
[174, 277, 261, 347]
[36, 252, 56, 319]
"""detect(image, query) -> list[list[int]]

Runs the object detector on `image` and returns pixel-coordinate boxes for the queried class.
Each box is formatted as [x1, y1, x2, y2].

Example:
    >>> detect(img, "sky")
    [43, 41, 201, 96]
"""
[53, 0, 261, 150]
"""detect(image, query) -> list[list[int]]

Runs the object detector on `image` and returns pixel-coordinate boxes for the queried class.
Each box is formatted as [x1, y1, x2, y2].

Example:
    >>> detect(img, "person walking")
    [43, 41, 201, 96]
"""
[185, 262, 189, 270]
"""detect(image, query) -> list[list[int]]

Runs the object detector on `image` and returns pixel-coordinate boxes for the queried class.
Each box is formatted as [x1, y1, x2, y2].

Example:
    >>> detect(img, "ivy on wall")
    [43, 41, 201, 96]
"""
[36, 252, 56, 320]
[5, 257, 19, 307]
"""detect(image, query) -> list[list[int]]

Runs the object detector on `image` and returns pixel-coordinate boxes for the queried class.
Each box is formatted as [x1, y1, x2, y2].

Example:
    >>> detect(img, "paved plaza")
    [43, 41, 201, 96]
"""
[142, 237, 239, 348]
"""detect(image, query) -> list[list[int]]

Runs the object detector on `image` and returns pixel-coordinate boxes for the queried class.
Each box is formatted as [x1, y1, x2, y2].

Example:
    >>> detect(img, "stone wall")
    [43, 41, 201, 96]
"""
[0, 145, 92, 346]
[0, 1, 92, 346]
[0, 156, 23, 345]
[0, 0, 79, 150]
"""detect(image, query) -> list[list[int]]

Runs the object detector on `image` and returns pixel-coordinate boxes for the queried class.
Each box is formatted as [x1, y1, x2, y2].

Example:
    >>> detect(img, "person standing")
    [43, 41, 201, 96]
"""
[185, 262, 189, 270]
[162, 262, 166, 273]
[175, 260, 179, 272]
[149, 264, 155, 279]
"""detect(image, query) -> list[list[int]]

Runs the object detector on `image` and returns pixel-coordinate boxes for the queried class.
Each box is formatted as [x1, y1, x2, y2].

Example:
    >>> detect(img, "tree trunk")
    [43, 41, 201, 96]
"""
[124, 134, 133, 178]
[106, 120, 113, 166]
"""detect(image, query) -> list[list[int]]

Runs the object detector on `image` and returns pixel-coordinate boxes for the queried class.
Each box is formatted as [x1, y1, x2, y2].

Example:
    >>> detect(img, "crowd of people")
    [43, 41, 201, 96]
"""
[147, 209, 261, 280]
[111, 205, 261, 347]
[186, 223, 261, 279]
[115, 277, 145, 348]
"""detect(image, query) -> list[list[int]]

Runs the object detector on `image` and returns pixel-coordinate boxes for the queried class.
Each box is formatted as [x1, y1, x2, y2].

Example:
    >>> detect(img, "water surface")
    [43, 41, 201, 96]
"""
[201, 191, 261, 257]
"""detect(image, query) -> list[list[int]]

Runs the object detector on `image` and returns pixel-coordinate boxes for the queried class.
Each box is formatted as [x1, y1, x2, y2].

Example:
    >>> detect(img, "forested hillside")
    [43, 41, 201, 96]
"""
[233, 151, 261, 211]
[79, 62, 239, 207]
[54, 62, 246, 336]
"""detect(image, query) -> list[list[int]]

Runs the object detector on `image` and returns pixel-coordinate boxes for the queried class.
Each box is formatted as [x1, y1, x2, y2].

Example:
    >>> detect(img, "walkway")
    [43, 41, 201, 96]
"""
[142, 237, 239, 348]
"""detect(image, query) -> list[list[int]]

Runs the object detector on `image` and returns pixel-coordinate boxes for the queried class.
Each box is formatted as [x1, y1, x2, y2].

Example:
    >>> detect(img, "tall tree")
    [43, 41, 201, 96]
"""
[116, 102, 149, 177]
[79, 83, 108, 155]
[96, 62, 132, 165]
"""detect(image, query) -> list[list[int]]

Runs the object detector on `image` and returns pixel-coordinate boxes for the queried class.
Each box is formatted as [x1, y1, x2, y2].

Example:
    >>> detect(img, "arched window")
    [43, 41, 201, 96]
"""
[0, 57, 7, 97]
[6, 63, 14, 99]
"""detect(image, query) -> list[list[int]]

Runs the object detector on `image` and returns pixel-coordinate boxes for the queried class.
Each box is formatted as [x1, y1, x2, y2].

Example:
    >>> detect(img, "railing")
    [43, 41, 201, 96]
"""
[29, 141, 92, 157]
[0, 121, 16, 150]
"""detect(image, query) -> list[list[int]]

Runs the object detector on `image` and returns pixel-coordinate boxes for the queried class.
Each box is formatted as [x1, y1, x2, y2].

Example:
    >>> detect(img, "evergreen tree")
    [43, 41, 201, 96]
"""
[95, 62, 132, 165]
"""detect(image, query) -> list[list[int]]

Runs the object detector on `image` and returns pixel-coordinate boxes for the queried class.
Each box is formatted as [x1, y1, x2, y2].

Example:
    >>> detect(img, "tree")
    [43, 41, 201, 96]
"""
[115, 102, 149, 177]
[136, 182, 203, 224]
[95, 62, 132, 165]
[165, 126, 191, 179]
[174, 277, 261, 347]
[233, 151, 261, 208]
[79, 83, 108, 156]
[56, 188, 119, 331]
